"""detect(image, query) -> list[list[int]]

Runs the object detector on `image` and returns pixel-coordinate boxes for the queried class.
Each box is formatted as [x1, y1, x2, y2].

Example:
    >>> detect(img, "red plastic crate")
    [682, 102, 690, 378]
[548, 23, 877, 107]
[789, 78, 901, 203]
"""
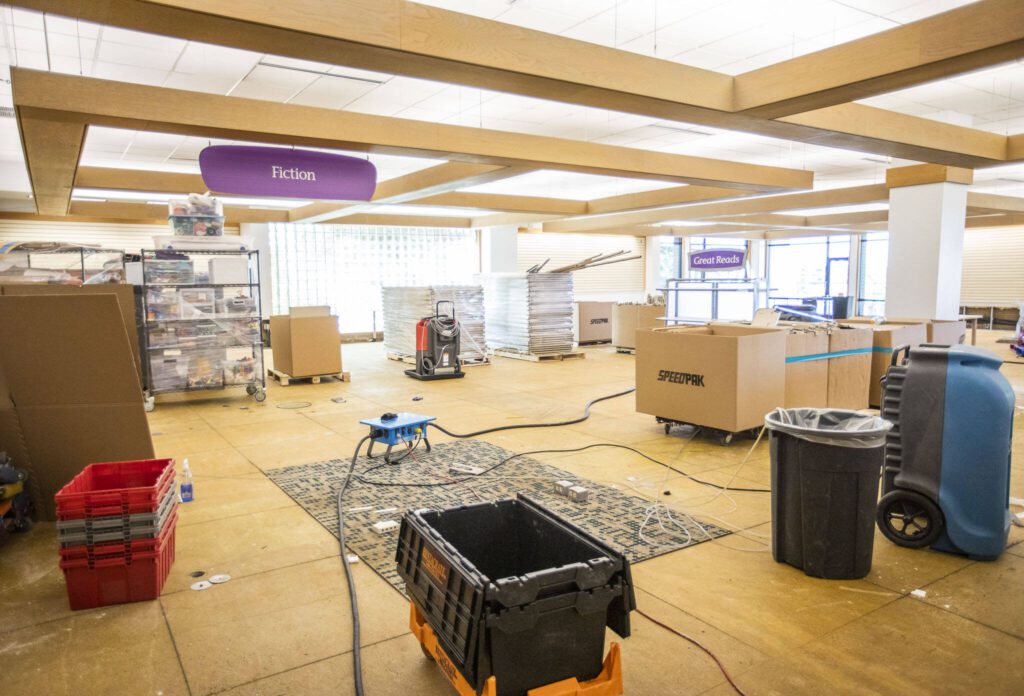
[55, 458, 175, 521]
[59, 510, 177, 611]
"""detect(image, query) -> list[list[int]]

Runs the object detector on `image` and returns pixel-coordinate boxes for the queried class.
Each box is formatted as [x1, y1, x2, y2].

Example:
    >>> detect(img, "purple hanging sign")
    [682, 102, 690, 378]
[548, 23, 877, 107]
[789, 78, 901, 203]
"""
[199, 145, 377, 200]
[688, 248, 746, 271]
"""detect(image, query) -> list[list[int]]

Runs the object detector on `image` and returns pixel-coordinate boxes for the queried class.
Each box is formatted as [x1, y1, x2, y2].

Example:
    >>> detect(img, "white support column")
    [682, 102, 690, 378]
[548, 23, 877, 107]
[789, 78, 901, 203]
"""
[884, 165, 972, 320]
[480, 225, 518, 273]
[645, 236, 665, 299]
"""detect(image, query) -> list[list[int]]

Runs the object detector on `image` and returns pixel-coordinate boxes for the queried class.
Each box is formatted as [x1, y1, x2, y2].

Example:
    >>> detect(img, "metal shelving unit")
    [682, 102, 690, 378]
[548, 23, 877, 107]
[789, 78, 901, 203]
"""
[139, 249, 266, 411]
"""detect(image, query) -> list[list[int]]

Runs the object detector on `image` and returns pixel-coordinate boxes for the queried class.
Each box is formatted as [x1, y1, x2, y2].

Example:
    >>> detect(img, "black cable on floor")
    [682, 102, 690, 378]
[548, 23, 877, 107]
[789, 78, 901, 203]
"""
[337, 435, 371, 696]
[356, 442, 770, 494]
[427, 387, 636, 438]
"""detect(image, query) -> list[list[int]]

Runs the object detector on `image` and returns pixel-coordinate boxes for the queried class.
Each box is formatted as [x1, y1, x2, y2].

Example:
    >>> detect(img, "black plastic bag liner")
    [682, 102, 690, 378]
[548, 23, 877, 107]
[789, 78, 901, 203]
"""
[765, 408, 891, 448]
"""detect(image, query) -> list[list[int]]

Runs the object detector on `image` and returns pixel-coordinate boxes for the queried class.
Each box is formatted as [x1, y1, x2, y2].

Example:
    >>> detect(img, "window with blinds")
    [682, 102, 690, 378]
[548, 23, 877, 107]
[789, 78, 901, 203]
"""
[961, 226, 1024, 307]
[515, 232, 646, 298]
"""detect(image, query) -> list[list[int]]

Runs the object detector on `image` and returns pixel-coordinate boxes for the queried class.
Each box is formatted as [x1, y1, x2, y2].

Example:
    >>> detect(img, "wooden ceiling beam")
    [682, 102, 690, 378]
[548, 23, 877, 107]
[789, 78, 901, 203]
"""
[414, 191, 588, 216]
[67, 200, 289, 224]
[543, 184, 890, 233]
[735, 0, 1024, 118]
[15, 107, 86, 215]
[287, 161, 517, 223]
[11, 0, 1020, 169]
[585, 185, 750, 215]
[329, 213, 473, 228]
[966, 191, 1024, 213]
[12, 69, 810, 207]
[74, 166, 207, 194]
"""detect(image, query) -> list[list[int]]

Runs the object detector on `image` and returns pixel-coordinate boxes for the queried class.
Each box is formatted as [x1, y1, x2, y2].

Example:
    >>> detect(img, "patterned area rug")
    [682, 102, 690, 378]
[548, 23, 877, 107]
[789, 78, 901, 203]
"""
[267, 439, 729, 593]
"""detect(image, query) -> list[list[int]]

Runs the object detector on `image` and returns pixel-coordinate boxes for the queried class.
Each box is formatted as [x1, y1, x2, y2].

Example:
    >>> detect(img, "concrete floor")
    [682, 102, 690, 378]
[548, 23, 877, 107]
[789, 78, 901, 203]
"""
[3, 331, 1024, 695]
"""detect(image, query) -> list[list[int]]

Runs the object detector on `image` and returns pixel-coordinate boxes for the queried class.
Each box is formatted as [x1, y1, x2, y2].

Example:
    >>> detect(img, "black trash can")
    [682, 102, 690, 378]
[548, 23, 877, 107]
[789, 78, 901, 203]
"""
[765, 408, 891, 579]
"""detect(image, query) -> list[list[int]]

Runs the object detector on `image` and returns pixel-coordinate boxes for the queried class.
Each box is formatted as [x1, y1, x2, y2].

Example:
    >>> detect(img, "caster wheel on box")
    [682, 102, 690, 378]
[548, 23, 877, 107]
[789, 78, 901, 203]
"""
[144, 395, 156, 413]
[717, 432, 734, 445]
[253, 389, 267, 403]
[245, 384, 257, 396]
[664, 423, 672, 435]
[877, 490, 944, 548]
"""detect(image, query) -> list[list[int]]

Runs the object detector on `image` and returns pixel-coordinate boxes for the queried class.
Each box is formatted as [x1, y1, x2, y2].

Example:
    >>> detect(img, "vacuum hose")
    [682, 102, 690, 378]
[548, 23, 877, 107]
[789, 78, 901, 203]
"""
[429, 387, 635, 438]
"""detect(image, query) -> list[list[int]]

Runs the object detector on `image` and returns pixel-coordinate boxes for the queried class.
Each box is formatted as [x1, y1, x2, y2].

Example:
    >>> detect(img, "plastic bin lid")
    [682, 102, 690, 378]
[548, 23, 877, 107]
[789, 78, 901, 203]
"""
[764, 408, 891, 448]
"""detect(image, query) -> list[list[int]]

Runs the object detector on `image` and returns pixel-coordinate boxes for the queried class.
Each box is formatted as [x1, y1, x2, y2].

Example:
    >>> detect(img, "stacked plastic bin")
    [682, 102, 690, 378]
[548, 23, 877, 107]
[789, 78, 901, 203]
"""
[55, 459, 178, 610]
[396, 494, 635, 695]
[168, 193, 224, 236]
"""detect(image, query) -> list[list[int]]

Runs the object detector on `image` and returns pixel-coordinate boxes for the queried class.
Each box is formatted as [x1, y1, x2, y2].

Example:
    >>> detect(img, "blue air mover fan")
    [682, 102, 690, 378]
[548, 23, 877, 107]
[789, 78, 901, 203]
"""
[878, 344, 1014, 560]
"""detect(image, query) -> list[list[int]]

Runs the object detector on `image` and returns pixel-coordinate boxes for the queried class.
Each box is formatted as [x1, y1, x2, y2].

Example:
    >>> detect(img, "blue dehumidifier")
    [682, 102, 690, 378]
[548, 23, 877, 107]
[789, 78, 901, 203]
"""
[878, 344, 1014, 560]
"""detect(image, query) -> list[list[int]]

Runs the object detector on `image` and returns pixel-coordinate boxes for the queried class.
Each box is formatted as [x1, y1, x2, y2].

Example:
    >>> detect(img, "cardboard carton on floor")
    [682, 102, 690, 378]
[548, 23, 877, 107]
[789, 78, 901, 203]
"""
[0, 294, 154, 520]
[270, 307, 342, 378]
[575, 301, 613, 344]
[781, 328, 830, 408]
[635, 324, 786, 433]
[612, 304, 663, 350]
[826, 325, 873, 409]
[845, 318, 928, 406]
[887, 317, 967, 345]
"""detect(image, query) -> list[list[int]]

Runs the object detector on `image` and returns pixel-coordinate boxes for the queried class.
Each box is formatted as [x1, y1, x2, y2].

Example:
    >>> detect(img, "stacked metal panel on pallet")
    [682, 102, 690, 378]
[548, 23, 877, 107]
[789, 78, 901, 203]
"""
[485, 272, 575, 355]
[381, 285, 488, 362]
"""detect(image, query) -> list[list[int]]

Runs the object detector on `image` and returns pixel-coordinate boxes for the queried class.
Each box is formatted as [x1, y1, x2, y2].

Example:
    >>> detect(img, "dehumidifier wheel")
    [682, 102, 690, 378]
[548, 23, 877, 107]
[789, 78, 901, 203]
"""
[877, 490, 944, 548]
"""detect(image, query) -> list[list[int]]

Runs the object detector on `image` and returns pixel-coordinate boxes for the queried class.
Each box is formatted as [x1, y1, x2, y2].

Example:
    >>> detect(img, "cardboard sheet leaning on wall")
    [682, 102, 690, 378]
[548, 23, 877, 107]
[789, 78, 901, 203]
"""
[0, 294, 154, 520]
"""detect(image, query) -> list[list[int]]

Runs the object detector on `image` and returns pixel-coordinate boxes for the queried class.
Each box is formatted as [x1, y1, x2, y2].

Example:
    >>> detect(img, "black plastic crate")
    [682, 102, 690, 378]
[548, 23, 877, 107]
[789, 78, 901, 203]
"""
[396, 493, 634, 696]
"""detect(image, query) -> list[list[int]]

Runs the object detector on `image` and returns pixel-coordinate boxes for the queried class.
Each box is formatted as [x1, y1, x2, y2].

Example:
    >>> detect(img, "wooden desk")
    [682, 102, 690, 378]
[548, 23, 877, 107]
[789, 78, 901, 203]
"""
[960, 314, 982, 345]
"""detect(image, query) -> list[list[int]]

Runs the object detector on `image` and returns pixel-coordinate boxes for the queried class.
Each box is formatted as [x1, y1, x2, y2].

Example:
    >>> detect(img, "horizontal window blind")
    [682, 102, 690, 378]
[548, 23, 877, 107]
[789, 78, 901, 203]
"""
[961, 226, 1024, 307]
[516, 232, 645, 296]
[0, 219, 240, 254]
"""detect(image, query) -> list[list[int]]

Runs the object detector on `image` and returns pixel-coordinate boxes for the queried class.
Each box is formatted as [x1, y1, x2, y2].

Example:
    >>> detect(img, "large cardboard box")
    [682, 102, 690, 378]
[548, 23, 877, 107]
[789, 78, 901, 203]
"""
[576, 301, 613, 343]
[635, 325, 786, 432]
[846, 319, 928, 406]
[782, 329, 829, 408]
[0, 294, 154, 520]
[270, 307, 342, 377]
[826, 325, 873, 409]
[612, 304, 663, 349]
[887, 317, 967, 345]
[0, 284, 143, 390]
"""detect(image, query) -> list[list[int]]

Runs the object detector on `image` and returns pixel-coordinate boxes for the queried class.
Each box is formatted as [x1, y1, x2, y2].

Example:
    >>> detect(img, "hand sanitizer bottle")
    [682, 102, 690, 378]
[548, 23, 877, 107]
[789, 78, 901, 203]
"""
[180, 459, 194, 503]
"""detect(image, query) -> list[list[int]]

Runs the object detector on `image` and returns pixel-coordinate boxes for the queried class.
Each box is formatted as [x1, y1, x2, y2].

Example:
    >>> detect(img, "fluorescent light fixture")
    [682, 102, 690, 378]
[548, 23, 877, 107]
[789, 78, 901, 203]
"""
[257, 60, 387, 85]
[70, 196, 107, 202]
[655, 220, 714, 227]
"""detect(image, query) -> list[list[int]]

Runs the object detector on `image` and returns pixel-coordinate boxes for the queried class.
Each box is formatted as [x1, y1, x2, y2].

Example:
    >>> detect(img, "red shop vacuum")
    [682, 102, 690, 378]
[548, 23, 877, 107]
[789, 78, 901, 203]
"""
[405, 301, 465, 381]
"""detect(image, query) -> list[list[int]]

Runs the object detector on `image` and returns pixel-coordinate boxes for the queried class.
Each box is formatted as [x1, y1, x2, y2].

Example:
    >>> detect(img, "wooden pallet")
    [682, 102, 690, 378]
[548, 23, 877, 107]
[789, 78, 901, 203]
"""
[578, 339, 612, 346]
[614, 347, 636, 355]
[387, 352, 491, 367]
[490, 348, 586, 362]
[386, 352, 415, 365]
[267, 368, 350, 386]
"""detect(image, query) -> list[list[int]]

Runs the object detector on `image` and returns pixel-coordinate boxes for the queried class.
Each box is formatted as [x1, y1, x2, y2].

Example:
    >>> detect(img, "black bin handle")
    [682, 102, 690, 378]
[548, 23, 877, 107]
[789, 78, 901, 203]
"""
[890, 344, 911, 367]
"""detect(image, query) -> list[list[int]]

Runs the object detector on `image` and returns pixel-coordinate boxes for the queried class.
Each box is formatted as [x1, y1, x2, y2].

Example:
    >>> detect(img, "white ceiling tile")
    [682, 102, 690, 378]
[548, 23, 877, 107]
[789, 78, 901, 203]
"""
[99, 26, 185, 53]
[229, 64, 318, 101]
[174, 42, 260, 78]
[463, 170, 677, 200]
[97, 40, 181, 72]
[288, 75, 378, 109]
[492, 5, 583, 34]
[89, 60, 168, 85]
[162, 71, 241, 95]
